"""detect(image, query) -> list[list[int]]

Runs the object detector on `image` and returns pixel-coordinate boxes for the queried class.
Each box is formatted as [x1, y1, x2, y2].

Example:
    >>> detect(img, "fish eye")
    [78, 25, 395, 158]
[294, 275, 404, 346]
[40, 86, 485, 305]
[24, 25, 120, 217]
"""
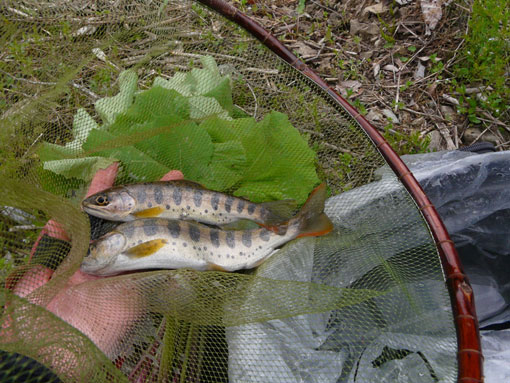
[95, 195, 109, 206]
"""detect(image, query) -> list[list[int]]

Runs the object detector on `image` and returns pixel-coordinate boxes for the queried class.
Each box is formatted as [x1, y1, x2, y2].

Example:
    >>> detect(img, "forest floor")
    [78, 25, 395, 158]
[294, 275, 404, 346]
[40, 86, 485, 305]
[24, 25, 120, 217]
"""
[229, 0, 510, 154]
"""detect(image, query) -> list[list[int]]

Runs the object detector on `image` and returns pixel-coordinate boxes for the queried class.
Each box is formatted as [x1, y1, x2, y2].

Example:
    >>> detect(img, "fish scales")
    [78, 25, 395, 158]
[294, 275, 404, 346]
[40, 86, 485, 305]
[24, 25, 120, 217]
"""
[83, 218, 292, 275]
[82, 180, 291, 227]
[81, 183, 334, 276]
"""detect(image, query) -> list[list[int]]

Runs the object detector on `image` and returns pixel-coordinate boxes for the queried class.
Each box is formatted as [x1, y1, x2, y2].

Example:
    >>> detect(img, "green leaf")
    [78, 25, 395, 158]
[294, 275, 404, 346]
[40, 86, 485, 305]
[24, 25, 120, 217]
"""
[200, 116, 239, 143]
[64, 108, 100, 151]
[108, 87, 189, 135]
[37, 142, 76, 162]
[153, 56, 229, 98]
[297, 0, 306, 14]
[133, 116, 213, 181]
[232, 112, 319, 204]
[95, 69, 138, 125]
[203, 77, 234, 115]
[202, 141, 247, 190]
[43, 157, 117, 182]
[83, 129, 170, 182]
[188, 96, 231, 120]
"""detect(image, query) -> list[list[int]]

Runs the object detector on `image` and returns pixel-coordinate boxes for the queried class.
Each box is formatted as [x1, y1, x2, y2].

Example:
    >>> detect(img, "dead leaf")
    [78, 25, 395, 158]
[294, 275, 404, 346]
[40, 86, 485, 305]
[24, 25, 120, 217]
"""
[350, 19, 379, 37]
[421, 0, 443, 34]
[363, 3, 388, 15]
[442, 94, 460, 106]
[366, 108, 384, 122]
[414, 62, 426, 79]
[383, 64, 399, 73]
[360, 50, 374, 59]
[336, 80, 362, 98]
[373, 63, 380, 78]
[292, 41, 317, 58]
[382, 109, 400, 124]
[340, 80, 362, 92]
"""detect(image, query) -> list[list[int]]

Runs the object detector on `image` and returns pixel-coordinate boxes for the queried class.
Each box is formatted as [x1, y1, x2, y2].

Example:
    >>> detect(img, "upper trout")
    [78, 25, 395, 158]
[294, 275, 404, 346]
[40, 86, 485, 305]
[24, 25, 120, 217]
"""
[82, 180, 295, 226]
[81, 184, 333, 276]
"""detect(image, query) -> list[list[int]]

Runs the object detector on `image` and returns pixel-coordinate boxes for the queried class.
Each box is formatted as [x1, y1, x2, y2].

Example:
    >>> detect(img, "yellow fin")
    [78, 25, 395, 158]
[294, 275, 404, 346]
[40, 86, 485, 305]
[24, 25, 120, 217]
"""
[207, 262, 230, 272]
[133, 206, 165, 218]
[125, 239, 168, 258]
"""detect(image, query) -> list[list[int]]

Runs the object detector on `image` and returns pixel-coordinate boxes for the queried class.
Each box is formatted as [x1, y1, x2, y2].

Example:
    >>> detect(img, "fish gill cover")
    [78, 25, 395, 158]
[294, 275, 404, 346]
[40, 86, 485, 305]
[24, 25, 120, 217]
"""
[36, 56, 320, 204]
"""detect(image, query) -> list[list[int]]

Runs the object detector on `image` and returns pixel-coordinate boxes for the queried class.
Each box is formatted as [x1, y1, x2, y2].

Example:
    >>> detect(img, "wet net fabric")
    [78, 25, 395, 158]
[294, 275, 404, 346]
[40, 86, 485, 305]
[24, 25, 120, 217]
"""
[0, 1, 457, 382]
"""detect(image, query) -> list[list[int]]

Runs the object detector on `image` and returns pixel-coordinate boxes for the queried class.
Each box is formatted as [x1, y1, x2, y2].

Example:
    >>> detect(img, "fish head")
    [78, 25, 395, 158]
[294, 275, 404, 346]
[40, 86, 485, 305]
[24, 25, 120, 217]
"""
[81, 231, 127, 275]
[82, 188, 136, 221]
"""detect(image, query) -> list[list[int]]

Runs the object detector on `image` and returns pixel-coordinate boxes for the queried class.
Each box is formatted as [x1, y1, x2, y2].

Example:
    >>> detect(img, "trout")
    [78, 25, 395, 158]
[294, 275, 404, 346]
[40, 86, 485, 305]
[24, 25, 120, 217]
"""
[82, 180, 295, 226]
[81, 184, 333, 276]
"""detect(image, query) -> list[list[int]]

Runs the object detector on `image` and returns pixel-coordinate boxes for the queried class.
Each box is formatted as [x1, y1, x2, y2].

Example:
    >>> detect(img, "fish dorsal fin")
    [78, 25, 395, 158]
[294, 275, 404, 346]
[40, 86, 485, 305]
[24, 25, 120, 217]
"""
[133, 206, 165, 218]
[259, 199, 297, 224]
[125, 239, 168, 258]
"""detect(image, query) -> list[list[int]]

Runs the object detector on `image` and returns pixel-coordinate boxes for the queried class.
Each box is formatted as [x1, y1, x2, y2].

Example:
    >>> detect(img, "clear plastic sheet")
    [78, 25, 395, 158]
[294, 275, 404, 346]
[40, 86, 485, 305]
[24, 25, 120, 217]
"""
[226, 175, 457, 382]
[401, 150, 510, 382]
[226, 149, 510, 382]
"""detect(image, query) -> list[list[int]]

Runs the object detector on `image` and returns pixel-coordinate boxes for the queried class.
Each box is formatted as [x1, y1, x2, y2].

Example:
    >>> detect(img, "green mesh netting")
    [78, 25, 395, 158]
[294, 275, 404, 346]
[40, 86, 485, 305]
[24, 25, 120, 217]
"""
[0, 1, 457, 382]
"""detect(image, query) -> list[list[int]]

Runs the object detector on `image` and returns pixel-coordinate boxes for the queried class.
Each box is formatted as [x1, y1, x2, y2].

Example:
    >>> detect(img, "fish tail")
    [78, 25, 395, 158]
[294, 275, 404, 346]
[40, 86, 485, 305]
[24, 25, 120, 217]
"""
[292, 183, 333, 238]
[259, 199, 297, 224]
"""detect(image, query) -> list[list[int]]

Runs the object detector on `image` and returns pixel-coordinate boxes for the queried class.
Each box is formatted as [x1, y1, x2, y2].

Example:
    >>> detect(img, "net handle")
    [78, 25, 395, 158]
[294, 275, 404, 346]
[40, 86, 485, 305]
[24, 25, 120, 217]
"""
[195, 1, 483, 381]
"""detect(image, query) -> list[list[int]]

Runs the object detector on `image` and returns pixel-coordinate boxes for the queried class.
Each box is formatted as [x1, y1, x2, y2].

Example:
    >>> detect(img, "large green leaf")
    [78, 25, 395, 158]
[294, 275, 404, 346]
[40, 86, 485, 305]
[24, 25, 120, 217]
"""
[83, 129, 170, 182]
[232, 112, 319, 203]
[95, 69, 138, 125]
[43, 157, 117, 182]
[133, 116, 214, 181]
[202, 141, 247, 190]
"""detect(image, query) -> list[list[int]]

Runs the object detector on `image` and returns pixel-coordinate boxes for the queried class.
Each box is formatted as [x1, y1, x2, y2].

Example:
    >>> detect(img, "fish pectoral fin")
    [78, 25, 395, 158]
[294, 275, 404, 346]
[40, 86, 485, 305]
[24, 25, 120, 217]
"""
[125, 239, 168, 258]
[207, 262, 230, 272]
[133, 206, 165, 218]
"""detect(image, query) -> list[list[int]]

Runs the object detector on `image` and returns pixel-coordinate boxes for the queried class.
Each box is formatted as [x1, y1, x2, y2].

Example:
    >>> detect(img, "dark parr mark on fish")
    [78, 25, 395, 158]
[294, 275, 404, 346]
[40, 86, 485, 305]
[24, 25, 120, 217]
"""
[173, 188, 182, 205]
[210, 230, 220, 248]
[247, 203, 256, 215]
[137, 189, 147, 204]
[123, 224, 135, 239]
[154, 187, 163, 204]
[189, 225, 200, 242]
[260, 230, 270, 242]
[237, 200, 245, 213]
[242, 231, 252, 247]
[167, 221, 180, 238]
[226, 232, 235, 249]
[193, 190, 203, 207]
[211, 193, 220, 211]
[143, 220, 159, 236]
[225, 196, 234, 213]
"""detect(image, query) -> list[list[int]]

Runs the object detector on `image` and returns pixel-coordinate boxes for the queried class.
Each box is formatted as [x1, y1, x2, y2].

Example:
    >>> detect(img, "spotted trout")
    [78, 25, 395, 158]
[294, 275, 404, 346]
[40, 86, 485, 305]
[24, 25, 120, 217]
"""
[82, 180, 295, 226]
[80, 184, 333, 276]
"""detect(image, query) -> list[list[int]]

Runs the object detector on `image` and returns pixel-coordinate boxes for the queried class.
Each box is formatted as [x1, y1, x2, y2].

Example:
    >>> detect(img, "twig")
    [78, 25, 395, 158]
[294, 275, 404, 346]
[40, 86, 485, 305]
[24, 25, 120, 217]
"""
[470, 126, 491, 145]
[70, 82, 99, 100]
[394, 72, 401, 112]
[480, 112, 510, 132]
[435, 122, 457, 150]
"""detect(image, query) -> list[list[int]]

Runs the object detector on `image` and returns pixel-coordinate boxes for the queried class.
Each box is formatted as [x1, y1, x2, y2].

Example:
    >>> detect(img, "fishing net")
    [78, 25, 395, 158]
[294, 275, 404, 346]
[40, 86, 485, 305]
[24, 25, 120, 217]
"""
[0, 1, 481, 382]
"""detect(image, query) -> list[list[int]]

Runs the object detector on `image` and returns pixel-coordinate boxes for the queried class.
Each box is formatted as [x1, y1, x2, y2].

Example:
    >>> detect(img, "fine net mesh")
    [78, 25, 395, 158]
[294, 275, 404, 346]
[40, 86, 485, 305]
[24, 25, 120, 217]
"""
[0, 1, 457, 382]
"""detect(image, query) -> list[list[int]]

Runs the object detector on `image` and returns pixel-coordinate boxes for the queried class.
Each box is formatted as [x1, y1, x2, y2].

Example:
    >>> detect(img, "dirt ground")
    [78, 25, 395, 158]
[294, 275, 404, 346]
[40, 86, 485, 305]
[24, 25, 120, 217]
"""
[228, 0, 510, 154]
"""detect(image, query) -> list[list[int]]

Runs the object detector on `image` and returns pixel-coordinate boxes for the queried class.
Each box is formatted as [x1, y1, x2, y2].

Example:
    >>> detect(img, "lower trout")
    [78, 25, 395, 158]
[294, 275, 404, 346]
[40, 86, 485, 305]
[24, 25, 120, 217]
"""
[82, 180, 295, 226]
[81, 184, 333, 276]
